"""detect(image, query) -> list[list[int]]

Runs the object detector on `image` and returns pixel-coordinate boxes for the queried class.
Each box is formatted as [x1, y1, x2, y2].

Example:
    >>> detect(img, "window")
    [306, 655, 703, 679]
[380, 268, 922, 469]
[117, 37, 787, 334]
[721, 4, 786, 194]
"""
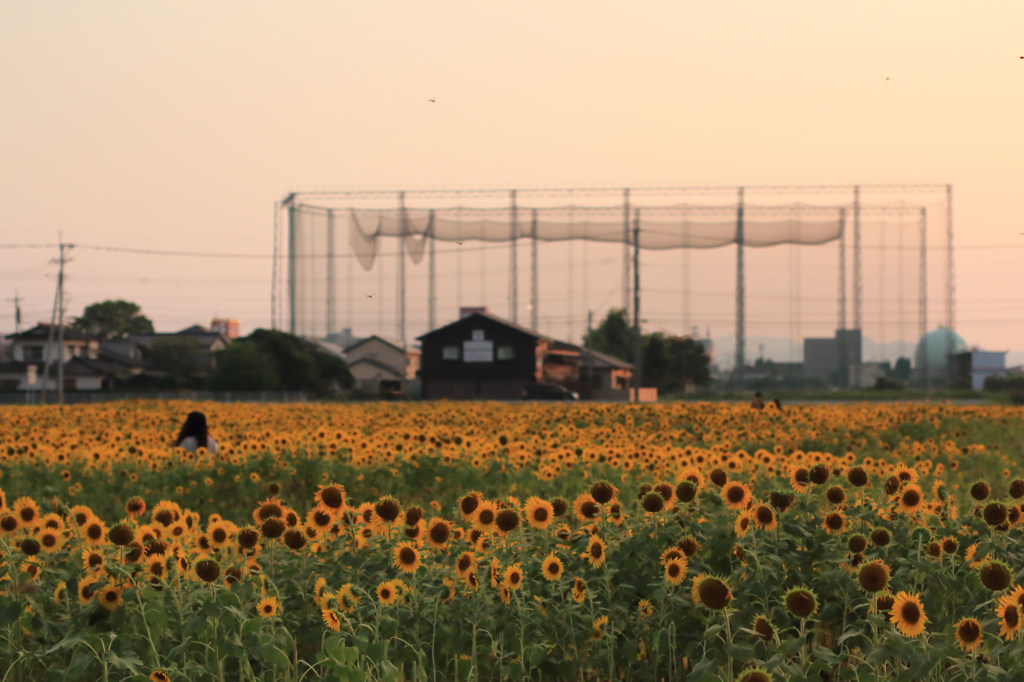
[442, 346, 460, 360]
[22, 346, 43, 362]
[497, 345, 515, 360]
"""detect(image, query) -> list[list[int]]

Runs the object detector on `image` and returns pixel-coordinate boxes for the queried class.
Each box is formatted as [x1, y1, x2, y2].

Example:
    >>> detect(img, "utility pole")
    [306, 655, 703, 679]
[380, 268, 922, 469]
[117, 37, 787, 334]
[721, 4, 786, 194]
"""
[586, 310, 594, 398]
[11, 290, 21, 334]
[632, 212, 641, 403]
[56, 238, 71, 408]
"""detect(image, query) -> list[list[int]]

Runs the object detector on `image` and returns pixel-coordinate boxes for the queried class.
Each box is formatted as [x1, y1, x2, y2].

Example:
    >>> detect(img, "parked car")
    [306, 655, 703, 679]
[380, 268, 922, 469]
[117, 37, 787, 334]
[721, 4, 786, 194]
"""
[522, 383, 579, 401]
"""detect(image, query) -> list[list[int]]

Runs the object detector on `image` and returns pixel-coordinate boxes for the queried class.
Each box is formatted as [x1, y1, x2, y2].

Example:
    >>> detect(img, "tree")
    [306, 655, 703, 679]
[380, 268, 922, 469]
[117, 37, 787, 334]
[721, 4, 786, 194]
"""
[206, 329, 353, 396]
[146, 337, 205, 388]
[206, 341, 278, 391]
[73, 300, 154, 340]
[582, 308, 633, 361]
[584, 309, 711, 394]
[892, 357, 912, 383]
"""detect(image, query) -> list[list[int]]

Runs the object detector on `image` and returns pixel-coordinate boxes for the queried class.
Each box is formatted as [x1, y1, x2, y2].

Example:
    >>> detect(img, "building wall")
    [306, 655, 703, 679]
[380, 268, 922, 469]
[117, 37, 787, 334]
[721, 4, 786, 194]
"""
[419, 316, 538, 382]
[804, 338, 837, 382]
[346, 338, 407, 376]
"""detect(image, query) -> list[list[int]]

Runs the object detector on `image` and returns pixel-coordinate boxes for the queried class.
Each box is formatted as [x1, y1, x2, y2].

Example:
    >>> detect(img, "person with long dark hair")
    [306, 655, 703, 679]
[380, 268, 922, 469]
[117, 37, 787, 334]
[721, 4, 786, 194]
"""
[175, 411, 218, 454]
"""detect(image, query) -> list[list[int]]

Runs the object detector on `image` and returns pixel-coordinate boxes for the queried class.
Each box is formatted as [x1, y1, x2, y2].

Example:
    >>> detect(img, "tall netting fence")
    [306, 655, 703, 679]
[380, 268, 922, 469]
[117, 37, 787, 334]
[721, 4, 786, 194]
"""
[275, 186, 951, 376]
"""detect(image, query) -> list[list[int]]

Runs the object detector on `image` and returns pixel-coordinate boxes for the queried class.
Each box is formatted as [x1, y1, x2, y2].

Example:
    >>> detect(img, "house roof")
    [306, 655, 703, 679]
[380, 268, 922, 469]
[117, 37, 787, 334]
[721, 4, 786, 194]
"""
[417, 311, 544, 342]
[347, 356, 405, 377]
[343, 334, 405, 355]
[131, 329, 227, 350]
[6, 324, 94, 343]
[580, 348, 633, 371]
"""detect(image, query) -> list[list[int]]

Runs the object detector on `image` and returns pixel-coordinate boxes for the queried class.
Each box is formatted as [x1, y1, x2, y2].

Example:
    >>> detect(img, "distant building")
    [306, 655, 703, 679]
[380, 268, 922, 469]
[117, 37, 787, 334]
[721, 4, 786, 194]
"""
[418, 312, 640, 401]
[803, 329, 862, 386]
[130, 325, 231, 373]
[418, 312, 542, 400]
[343, 335, 409, 396]
[210, 318, 240, 340]
[954, 350, 1007, 390]
[1, 324, 142, 391]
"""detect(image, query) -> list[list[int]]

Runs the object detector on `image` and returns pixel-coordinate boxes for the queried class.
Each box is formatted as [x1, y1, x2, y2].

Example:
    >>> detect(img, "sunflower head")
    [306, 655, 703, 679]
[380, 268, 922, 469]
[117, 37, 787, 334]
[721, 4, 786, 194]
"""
[753, 614, 774, 642]
[641, 492, 664, 514]
[847, 467, 868, 487]
[979, 559, 1013, 591]
[694, 575, 731, 610]
[784, 587, 818, 619]
[737, 668, 773, 682]
[857, 560, 890, 593]
[889, 591, 927, 637]
[983, 503, 1008, 527]
[956, 618, 982, 652]
[970, 480, 991, 501]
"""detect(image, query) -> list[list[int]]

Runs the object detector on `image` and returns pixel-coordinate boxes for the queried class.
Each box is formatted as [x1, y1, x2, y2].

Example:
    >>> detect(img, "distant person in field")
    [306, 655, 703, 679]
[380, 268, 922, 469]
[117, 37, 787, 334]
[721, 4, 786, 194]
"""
[773, 398, 783, 410]
[751, 392, 765, 409]
[175, 411, 219, 454]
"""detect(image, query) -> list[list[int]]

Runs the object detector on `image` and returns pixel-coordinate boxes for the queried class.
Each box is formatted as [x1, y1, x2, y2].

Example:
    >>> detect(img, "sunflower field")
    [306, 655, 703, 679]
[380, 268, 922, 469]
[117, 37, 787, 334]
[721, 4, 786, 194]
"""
[2, 401, 1024, 682]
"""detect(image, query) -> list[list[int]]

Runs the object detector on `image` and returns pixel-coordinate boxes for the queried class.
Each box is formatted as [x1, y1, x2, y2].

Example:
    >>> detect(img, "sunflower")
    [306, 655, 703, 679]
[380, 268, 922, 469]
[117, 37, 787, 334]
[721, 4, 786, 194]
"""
[11, 497, 40, 527]
[472, 501, 499, 533]
[503, 563, 524, 591]
[541, 553, 563, 582]
[83, 519, 109, 546]
[789, 465, 810, 492]
[571, 577, 587, 604]
[149, 672, 171, 682]
[889, 591, 927, 637]
[753, 614, 774, 642]
[257, 596, 281, 619]
[320, 609, 342, 633]
[425, 518, 452, 549]
[752, 505, 777, 531]
[784, 587, 818, 619]
[78, 575, 101, 604]
[98, 585, 124, 611]
[895, 484, 925, 515]
[678, 467, 705, 496]
[456, 551, 476, 578]
[498, 584, 511, 605]
[524, 497, 554, 530]
[313, 576, 329, 607]
[997, 595, 1022, 640]
[734, 512, 751, 538]
[53, 580, 67, 606]
[336, 584, 360, 614]
[857, 560, 890, 593]
[393, 542, 422, 574]
[207, 521, 234, 551]
[584, 536, 607, 568]
[955, 618, 982, 653]
[591, 614, 608, 640]
[737, 669, 772, 682]
[821, 512, 846, 534]
[721, 482, 752, 510]
[638, 599, 653, 618]
[377, 581, 399, 606]
[572, 494, 600, 521]
[664, 558, 687, 585]
[82, 548, 106, 573]
[314, 483, 346, 518]
[979, 559, 1013, 592]
[692, 575, 731, 610]
[458, 492, 482, 521]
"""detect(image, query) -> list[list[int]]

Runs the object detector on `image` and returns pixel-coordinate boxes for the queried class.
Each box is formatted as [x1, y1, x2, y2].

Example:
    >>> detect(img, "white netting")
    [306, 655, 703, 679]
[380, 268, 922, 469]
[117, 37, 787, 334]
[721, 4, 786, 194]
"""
[326, 203, 843, 271]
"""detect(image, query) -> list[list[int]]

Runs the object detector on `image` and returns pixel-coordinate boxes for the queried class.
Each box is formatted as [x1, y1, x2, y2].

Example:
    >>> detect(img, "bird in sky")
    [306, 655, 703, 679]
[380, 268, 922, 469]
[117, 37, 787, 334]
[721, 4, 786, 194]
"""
[365, 294, 374, 298]
[886, 77, 890, 80]
[428, 99, 436, 102]
[456, 241, 463, 245]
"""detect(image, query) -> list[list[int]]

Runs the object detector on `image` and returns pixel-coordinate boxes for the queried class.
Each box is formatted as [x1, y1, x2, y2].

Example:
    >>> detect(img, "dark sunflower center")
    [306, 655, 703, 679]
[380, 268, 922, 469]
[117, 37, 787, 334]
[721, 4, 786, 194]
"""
[727, 487, 744, 503]
[901, 602, 921, 624]
[903, 490, 921, 506]
[546, 561, 559, 574]
[1007, 606, 1020, 627]
[959, 620, 980, 642]
[590, 544, 603, 558]
[478, 510, 494, 524]
[668, 564, 680, 577]
[533, 508, 548, 522]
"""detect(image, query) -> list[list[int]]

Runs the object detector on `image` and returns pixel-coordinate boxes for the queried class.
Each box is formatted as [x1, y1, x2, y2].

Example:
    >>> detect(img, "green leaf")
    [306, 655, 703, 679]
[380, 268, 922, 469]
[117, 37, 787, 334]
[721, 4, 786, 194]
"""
[259, 644, 291, 669]
[145, 606, 168, 639]
[104, 650, 144, 675]
[0, 602, 21, 628]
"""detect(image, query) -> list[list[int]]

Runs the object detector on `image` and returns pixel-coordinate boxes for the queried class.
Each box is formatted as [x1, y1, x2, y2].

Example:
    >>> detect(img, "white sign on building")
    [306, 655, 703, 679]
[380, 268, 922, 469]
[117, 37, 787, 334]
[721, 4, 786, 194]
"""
[464, 330, 494, 362]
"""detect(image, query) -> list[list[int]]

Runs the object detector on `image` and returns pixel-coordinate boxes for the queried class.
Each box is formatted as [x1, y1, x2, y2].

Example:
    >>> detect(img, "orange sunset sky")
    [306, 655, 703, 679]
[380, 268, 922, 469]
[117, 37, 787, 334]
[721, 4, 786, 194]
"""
[1, 1, 1022, 363]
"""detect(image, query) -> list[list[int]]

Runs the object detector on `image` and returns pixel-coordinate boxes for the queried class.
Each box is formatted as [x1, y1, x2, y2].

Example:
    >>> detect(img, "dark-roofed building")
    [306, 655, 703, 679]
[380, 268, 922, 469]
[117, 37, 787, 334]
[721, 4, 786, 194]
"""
[343, 335, 410, 396]
[1, 324, 145, 391]
[418, 312, 543, 400]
